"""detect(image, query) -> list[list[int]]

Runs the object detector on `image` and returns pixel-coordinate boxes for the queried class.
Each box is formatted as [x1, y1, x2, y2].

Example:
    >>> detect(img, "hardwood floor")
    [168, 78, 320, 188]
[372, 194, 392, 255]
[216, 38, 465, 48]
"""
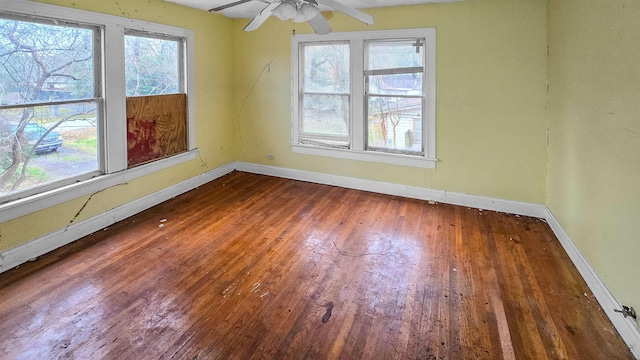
[0, 171, 633, 359]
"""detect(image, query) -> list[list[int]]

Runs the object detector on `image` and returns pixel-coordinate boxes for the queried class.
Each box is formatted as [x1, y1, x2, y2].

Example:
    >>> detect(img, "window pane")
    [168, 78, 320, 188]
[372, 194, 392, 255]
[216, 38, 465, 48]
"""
[301, 94, 349, 138]
[125, 35, 179, 96]
[303, 43, 349, 93]
[366, 39, 423, 70]
[0, 18, 95, 105]
[368, 73, 423, 95]
[367, 96, 422, 153]
[0, 103, 99, 197]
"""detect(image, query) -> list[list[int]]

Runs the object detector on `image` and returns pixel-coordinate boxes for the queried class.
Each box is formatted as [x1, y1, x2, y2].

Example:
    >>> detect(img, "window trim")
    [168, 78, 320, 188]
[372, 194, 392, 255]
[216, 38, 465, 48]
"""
[0, 0, 197, 223]
[291, 28, 437, 169]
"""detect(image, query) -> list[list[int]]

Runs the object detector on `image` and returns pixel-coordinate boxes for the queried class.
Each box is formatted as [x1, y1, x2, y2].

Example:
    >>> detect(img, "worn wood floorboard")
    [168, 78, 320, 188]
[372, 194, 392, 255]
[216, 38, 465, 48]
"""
[0, 171, 633, 359]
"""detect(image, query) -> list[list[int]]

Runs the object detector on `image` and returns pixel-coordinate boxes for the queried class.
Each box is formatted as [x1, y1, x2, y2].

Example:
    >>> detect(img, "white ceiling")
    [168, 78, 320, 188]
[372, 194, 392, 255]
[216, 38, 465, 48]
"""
[164, 0, 460, 19]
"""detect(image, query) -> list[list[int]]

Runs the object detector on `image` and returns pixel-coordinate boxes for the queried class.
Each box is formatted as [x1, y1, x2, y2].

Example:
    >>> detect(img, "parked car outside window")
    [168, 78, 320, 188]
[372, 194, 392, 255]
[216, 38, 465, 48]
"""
[0, 122, 63, 155]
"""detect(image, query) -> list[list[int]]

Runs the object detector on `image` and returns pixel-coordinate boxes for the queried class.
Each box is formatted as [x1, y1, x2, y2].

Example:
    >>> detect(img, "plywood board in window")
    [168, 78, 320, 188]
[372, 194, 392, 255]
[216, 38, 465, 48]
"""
[126, 93, 187, 167]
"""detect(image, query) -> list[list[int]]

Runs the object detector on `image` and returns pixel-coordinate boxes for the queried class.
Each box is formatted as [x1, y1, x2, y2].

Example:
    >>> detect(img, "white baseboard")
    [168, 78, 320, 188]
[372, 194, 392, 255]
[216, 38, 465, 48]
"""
[235, 162, 548, 218]
[545, 209, 640, 359]
[0, 162, 235, 274]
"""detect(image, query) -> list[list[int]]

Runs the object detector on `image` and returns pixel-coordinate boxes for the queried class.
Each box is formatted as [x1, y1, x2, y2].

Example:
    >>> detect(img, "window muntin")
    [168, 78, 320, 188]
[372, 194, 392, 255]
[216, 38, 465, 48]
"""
[124, 32, 182, 96]
[299, 43, 349, 146]
[0, 15, 101, 200]
[292, 29, 436, 168]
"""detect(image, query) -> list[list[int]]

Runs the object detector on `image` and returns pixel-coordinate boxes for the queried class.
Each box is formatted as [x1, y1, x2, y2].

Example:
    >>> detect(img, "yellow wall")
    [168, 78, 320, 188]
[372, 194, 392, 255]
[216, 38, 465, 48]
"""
[0, 0, 235, 251]
[232, 0, 548, 204]
[547, 0, 640, 318]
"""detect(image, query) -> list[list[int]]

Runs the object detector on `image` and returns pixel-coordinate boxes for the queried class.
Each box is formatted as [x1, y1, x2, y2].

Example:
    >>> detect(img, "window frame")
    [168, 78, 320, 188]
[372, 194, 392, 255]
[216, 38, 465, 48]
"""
[0, 0, 197, 223]
[0, 14, 103, 203]
[291, 28, 436, 169]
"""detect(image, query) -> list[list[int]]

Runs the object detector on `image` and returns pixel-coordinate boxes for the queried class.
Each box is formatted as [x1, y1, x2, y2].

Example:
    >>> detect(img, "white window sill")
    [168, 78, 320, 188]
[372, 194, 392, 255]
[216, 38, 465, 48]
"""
[292, 144, 437, 169]
[0, 149, 199, 223]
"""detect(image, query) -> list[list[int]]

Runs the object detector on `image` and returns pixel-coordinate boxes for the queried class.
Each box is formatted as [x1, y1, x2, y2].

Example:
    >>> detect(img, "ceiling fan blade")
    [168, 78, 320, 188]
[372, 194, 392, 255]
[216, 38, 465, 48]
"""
[209, 0, 253, 12]
[308, 13, 331, 35]
[244, 2, 280, 31]
[316, 0, 374, 25]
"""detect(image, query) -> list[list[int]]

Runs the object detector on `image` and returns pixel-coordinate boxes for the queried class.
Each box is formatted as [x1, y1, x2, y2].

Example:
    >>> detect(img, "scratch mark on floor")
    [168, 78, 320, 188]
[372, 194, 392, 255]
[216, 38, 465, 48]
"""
[222, 283, 235, 296]
[332, 239, 393, 257]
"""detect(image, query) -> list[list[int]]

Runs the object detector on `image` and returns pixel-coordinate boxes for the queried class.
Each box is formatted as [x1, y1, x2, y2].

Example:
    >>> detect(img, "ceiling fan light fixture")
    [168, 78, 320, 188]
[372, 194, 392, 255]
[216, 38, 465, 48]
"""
[272, 0, 298, 21]
[295, 2, 320, 22]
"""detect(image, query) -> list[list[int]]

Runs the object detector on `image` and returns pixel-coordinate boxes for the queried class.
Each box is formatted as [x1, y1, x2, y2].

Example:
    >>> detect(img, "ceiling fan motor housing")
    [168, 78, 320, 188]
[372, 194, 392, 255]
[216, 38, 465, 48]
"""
[273, 0, 321, 22]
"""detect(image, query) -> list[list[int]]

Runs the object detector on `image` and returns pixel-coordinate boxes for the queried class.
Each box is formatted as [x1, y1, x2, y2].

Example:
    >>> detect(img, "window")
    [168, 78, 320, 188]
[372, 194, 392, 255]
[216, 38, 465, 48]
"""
[292, 29, 436, 168]
[0, 0, 195, 217]
[124, 31, 188, 167]
[0, 14, 101, 201]
[365, 39, 424, 156]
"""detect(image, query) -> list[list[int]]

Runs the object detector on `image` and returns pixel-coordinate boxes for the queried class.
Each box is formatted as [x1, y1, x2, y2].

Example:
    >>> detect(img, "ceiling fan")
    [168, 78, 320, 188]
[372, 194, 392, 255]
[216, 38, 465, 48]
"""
[209, 0, 374, 35]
